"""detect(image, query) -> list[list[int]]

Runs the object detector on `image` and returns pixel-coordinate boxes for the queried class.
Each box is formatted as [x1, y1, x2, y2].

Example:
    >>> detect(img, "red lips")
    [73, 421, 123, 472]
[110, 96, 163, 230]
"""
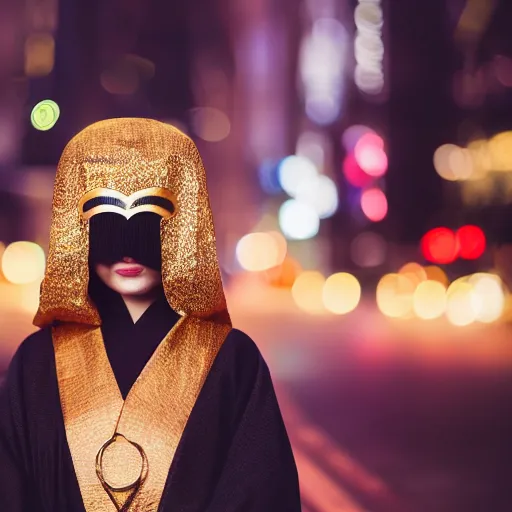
[115, 266, 143, 277]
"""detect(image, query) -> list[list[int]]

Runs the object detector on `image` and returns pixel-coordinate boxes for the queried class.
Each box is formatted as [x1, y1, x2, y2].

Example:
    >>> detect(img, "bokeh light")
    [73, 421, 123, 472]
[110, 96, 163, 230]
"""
[467, 139, 492, 179]
[354, 133, 388, 177]
[354, 2, 384, 34]
[350, 232, 387, 267]
[268, 231, 288, 264]
[488, 131, 512, 171]
[433, 144, 473, 181]
[279, 199, 320, 240]
[360, 188, 388, 222]
[354, 65, 385, 95]
[300, 18, 348, 125]
[398, 262, 427, 287]
[236, 232, 286, 272]
[258, 160, 282, 195]
[31, 100, 60, 131]
[343, 153, 374, 188]
[264, 256, 302, 288]
[190, 107, 231, 142]
[445, 279, 478, 326]
[353, 0, 384, 95]
[295, 174, 339, 219]
[342, 125, 375, 152]
[413, 280, 447, 320]
[376, 273, 415, 318]
[24, 33, 55, 77]
[468, 273, 505, 323]
[292, 271, 326, 314]
[322, 272, 361, 314]
[456, 225, 486, 260]
[424, 265, 449, 287]
[278, 155, 318, 197]
[1, 241, 46, 284]
[421, 227, 459, 264]
[20, 283, 41, 314]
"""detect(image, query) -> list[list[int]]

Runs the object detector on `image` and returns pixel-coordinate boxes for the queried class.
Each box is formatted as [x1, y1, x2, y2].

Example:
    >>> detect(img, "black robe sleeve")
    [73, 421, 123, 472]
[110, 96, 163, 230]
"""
[205, 345, 301, 512]
[159, 329, 301, 512]
[0, 343, 39, 511]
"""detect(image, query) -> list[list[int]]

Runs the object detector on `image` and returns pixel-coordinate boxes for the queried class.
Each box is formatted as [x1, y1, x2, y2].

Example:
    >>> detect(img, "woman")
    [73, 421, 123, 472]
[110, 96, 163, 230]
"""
[0, 118, 301, 511]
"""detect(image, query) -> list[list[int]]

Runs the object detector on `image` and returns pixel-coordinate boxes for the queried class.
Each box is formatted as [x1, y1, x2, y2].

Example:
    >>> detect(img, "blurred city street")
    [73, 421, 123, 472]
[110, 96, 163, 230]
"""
[2, 277, 512, 511]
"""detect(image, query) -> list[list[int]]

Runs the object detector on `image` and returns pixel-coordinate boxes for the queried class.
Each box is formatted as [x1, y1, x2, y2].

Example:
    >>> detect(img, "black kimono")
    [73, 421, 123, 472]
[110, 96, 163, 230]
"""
[0, 290, 301, 510]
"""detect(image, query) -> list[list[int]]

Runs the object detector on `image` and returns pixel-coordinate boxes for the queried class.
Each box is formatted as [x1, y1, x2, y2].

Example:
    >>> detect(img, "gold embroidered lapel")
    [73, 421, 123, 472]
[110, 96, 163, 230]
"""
[53, 316, 230, 511]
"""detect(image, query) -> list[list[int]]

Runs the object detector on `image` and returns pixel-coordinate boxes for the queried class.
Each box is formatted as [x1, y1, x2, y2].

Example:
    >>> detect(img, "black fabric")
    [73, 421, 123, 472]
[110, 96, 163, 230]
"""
[82, 196, 125, 212]
[130, 196, 175, 213]
[88, 212, 162, 270]
[88, 273, 180, 398]
[0, 317, 301, 511]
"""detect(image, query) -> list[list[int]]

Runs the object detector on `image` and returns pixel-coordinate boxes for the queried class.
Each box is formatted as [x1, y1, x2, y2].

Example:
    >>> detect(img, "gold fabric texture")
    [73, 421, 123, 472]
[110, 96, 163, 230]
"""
[34, 118, 229, 326]
[38, 118, 232, 510]
[53, 317, 230, 511]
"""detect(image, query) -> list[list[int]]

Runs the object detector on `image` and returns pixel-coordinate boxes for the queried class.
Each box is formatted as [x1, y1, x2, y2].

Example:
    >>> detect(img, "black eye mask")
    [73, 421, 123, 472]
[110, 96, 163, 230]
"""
[88, 212, 162, 270]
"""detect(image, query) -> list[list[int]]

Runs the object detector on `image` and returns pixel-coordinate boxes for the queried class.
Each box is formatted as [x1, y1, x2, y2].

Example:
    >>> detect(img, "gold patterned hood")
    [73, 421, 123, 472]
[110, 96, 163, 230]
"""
[34, 117, 229, 327]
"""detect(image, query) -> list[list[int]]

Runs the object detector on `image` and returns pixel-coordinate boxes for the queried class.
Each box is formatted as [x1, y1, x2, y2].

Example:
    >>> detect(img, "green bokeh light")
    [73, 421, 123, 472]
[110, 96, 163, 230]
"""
[31, 99, 60, 131]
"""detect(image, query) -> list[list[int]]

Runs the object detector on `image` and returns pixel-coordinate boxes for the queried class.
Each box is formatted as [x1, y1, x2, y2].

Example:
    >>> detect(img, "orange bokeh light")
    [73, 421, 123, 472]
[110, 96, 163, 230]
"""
[264, 256, 302, 288]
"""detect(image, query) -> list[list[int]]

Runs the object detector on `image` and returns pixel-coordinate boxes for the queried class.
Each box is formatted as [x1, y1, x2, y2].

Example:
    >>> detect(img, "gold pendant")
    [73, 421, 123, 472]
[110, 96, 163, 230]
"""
[96, 433, 149, 511]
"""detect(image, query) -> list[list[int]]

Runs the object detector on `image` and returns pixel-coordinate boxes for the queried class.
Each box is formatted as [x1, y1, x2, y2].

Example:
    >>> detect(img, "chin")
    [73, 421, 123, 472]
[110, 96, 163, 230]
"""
[111, 276, 158, 296]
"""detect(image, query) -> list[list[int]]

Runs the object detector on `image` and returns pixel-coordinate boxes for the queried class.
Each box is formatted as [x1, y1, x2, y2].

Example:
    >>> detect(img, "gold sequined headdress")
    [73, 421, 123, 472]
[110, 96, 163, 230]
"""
[34, 117, 229, 327]
[33, 118, 231, 511]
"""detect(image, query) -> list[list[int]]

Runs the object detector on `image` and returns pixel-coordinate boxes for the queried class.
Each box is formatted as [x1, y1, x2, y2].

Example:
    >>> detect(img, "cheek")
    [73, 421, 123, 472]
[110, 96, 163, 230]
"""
[94, 265, 113, 285]
[146, 269, 162, 288]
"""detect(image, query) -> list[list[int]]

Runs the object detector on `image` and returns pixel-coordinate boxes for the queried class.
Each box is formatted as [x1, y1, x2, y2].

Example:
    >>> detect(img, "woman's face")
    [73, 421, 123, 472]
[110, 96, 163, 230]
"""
[94, 257, 161, 297]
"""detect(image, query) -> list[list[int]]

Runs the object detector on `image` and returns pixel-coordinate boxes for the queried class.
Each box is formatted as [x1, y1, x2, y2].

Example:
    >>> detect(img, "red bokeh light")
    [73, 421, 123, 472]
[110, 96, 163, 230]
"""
[421, 227, 459, 264]
[342, 152, 374, 188]
[456, 225, 486, 260]
[360, 188, 388, 222]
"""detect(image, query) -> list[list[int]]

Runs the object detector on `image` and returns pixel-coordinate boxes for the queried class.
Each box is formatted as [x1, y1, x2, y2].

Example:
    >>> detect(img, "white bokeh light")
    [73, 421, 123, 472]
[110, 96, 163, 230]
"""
[353, 0, 385, 95]
[295, 174, 339, 219]
[300, 18, 348, 125]
[279, 199, 320, 240]
[468, 273, 505, 323]
[277, 155, 318, 197]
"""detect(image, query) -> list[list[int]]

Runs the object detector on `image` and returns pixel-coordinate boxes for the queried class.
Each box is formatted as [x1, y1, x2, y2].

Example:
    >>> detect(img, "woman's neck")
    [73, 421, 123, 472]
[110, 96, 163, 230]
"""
[121, 291, 160, 323]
